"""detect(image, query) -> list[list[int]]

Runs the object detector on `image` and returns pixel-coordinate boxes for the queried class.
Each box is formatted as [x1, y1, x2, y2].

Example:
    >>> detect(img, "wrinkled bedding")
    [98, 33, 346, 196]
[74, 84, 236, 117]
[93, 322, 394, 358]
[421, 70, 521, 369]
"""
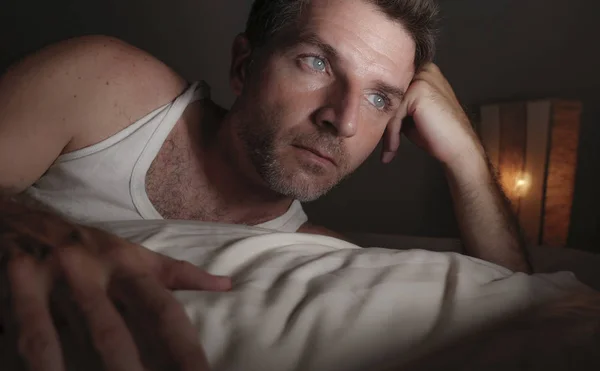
[91, 220, 590, 371]
[345, 232, 600, 291]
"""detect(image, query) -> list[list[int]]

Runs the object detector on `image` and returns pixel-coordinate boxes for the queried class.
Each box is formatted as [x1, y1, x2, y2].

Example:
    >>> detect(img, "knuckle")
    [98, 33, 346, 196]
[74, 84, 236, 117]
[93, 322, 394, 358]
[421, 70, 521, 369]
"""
[62, 228, 86, 246]
[1, 231, 53, 263]
[17, 238, 53, 261]
[61, 226, 117, 258]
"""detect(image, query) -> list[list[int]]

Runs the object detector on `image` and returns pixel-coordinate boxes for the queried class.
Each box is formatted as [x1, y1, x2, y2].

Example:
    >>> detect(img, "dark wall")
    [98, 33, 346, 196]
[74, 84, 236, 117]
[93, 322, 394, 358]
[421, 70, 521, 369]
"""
[570, 95, 600, 252]
[0, 0, 252, 105]
[1, 0, 599, 249]
[437, 0, 600, 104]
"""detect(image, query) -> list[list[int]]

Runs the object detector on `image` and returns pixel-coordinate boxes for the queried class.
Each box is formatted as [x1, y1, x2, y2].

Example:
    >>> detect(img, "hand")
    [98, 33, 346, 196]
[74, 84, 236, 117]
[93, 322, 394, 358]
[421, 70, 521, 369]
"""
[0, 200, 231, 371]
[382, 63, 485, 173]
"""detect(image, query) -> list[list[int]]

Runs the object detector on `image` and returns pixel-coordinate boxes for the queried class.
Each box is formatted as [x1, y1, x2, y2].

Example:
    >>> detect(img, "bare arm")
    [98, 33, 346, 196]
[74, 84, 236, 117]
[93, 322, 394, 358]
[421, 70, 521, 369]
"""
[383, 64, 531, 273]
[444, 151, 531, 273]
[0, 35, 185, 194]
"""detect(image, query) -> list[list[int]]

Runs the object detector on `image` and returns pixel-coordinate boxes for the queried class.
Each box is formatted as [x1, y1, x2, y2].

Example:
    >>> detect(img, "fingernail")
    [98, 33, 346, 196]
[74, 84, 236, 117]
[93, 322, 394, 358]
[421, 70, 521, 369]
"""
[382, 152, 395, 163]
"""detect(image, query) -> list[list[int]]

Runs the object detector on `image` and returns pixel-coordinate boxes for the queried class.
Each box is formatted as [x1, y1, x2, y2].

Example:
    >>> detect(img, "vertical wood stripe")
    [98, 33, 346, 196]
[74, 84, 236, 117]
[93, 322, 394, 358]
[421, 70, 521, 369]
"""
[480, 105, 501, 171]
[542, 101, 582, 247]
[519, 101, 552, 245]
[498, 103, 528, 215]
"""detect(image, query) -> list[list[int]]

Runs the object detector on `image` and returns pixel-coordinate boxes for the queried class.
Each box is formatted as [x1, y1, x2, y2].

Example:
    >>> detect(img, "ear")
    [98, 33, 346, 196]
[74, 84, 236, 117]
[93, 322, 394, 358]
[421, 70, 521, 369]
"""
[230, 33, 254, 96]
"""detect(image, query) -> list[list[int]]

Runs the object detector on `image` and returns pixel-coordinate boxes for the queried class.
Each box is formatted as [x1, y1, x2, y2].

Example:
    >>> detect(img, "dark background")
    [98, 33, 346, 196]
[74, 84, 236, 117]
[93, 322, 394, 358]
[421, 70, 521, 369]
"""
[1, 0, 599, 251]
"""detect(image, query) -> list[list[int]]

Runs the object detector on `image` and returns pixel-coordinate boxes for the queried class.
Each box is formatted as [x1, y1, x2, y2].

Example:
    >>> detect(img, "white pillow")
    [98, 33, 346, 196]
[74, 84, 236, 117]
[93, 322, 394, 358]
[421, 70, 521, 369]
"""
[96, 220, 587, 371]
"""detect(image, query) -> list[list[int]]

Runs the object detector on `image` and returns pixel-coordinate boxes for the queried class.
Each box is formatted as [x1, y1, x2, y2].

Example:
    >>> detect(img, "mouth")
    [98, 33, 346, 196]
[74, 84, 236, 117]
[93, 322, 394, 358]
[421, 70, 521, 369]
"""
[292, 145, 337, 166]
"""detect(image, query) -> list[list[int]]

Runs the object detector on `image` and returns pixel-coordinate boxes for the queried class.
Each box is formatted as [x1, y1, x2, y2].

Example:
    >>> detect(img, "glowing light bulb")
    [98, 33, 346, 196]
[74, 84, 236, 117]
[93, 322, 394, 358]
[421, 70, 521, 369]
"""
[514, 173, 531, 196]
[516, 178, 527, 187]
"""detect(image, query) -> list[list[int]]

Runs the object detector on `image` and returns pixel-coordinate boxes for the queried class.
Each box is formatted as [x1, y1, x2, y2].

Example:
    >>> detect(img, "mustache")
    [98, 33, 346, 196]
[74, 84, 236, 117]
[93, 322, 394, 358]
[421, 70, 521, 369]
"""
[291, 131, 346, 165]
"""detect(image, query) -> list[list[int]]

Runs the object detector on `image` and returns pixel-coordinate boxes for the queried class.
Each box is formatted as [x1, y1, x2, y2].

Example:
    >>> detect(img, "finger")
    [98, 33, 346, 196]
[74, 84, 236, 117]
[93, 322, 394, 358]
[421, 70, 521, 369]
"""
[381, 117, 403, 164]
[102, 236, 231, 292]
[7, 250, 64, 371]
[58, 248, 145, 371]
[116, 274, 210, 371]
[159, 257, 231, 291]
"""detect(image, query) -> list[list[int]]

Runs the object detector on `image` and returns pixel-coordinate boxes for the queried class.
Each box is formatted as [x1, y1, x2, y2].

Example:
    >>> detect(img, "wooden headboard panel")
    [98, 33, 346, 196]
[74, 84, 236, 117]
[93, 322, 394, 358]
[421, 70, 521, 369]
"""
[478, 100, 582, 248]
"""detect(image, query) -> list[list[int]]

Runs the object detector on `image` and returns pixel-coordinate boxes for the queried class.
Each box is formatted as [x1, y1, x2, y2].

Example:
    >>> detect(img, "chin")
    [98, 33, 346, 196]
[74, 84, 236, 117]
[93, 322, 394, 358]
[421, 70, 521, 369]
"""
[268, 165, 340, 202]
[255, 146, 346, 201]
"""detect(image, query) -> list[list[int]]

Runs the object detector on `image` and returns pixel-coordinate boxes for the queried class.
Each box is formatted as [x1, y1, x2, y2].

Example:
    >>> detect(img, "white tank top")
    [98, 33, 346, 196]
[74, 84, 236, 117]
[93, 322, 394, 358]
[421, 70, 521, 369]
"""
[25, 82, 308, 232]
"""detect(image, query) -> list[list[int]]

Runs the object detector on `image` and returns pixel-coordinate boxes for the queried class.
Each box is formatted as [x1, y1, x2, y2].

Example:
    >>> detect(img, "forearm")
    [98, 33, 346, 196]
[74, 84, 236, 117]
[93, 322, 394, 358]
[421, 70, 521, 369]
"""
[445, 151, 532, 273]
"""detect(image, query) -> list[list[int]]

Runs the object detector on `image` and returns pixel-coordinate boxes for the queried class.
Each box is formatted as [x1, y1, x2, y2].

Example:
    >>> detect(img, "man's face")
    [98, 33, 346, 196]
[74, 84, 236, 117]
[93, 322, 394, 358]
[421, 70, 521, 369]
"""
[231, 0, 416, 201]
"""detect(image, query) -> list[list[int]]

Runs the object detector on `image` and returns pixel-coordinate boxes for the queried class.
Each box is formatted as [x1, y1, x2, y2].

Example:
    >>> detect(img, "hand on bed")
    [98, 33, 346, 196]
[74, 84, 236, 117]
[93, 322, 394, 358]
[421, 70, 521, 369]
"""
[0, 202, 230, 371]
[382, 63, 485, 174]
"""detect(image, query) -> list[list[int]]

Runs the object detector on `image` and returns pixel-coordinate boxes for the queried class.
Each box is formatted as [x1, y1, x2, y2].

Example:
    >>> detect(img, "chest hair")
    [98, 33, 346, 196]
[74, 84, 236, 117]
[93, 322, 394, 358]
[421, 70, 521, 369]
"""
[145, 124, 228, 221]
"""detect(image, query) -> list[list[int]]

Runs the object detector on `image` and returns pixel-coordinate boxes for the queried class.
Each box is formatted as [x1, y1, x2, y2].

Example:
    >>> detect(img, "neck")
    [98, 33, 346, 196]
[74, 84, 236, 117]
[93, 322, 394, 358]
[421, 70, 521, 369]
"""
[190, 100, 294, 225]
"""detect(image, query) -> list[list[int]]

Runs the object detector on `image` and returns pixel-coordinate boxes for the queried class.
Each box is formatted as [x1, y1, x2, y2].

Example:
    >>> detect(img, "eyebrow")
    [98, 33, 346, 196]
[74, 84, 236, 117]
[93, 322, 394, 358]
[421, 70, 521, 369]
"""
[295, 32, 340, 60]
[374, 81, 405, 101]
[293, 32, 406, 101]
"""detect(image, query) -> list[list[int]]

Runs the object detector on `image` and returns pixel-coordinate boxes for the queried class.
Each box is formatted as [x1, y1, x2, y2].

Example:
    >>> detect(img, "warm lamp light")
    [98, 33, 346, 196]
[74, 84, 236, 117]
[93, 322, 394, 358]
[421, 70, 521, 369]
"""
[514, 173, 531, 197]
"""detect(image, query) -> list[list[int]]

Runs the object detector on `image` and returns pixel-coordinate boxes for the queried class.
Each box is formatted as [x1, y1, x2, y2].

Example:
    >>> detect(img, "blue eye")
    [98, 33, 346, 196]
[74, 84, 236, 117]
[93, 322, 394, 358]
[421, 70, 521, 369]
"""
[367, 93, 387, 109]
[304, 56, 327, 72]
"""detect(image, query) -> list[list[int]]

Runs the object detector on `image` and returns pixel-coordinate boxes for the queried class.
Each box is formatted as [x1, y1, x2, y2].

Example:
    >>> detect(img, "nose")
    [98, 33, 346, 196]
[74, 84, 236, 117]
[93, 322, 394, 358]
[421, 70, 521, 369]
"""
[314, 83, 360, 138]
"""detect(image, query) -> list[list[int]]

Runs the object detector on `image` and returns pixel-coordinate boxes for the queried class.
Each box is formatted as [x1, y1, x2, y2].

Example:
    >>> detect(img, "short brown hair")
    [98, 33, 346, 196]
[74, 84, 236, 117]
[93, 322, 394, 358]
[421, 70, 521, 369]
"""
[245, 0, 439, 70]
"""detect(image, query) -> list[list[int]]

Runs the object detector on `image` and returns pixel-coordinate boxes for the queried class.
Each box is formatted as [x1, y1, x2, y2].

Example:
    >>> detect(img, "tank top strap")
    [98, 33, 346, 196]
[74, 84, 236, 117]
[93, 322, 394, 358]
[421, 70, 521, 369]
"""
[254, 200, 309, 232]
[130, 82, 206, 219]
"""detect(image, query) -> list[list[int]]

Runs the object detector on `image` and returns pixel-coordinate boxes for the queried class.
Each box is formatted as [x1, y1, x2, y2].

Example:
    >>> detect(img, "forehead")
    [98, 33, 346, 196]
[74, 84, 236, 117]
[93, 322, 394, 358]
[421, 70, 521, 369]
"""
[291, 0, 416, 87]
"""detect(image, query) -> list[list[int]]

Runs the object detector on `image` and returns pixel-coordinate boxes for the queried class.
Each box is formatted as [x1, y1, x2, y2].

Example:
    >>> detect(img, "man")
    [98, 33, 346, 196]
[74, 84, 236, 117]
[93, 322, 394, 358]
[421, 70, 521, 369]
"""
[0, 0, 532, 370]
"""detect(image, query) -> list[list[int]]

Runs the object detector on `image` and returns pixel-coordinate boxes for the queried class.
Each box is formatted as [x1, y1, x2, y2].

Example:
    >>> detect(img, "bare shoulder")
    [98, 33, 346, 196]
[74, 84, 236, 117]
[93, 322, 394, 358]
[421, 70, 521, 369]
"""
[59, 35, 187, 151]
[2, 35, 187, 152]
[297, 222, 355, 243]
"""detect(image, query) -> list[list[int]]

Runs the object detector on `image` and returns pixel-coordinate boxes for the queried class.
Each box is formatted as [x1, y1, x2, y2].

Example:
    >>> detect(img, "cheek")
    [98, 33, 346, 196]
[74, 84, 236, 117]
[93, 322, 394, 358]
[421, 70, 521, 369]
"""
[254, 64, 328, 127]
[257, 56, 330, 103]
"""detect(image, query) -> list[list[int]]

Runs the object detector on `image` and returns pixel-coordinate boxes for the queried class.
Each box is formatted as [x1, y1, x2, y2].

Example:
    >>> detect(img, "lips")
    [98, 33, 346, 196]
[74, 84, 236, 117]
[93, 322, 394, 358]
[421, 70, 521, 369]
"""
[293, 145, 337, 166]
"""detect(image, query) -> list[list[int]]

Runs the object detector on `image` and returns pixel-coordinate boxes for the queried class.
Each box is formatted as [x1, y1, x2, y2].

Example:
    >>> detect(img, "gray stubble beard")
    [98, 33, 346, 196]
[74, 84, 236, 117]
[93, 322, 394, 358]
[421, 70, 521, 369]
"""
[235, 114, 347, 202]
